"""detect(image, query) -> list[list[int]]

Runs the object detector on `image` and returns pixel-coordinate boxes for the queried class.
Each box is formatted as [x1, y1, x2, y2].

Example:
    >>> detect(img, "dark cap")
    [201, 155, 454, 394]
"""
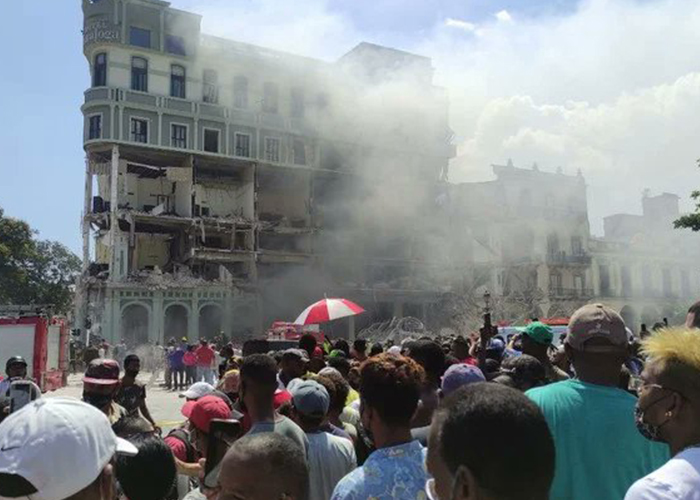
[283, 348, 310, 362]
[566, 304, 627, 352]
[83, 359, 120, 385]
[5, 356, 27, 372]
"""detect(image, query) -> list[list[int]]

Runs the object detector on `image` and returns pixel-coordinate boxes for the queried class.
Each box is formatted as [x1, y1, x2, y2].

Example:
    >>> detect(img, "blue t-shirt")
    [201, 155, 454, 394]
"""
[331, 440, 427, 500]
[168, 348, 185, 369]
[527, 379, 669, 500]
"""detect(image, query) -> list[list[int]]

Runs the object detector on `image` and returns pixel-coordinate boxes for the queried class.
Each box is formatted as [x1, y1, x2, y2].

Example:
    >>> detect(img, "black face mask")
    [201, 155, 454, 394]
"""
[83, 392, 113, 409]
[635, 393, 673, 442]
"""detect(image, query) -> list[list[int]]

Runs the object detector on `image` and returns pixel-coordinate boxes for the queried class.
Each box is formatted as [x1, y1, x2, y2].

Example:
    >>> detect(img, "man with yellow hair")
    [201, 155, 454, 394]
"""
[625, 328, 700, 499]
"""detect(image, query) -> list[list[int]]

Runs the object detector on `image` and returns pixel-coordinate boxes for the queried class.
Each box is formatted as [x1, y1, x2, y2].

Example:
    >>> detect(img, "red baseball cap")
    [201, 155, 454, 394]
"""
[186, 395, 231, 433]
[83, 359, 120, 385]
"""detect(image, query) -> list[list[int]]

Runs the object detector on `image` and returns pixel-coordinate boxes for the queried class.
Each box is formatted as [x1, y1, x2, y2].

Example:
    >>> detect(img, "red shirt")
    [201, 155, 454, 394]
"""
[195, 345, 216, 367]
[183, 352, 197, 367]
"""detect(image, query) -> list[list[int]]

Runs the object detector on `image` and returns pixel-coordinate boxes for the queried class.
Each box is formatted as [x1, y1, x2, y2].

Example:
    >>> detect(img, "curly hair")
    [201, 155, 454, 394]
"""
[359, 353, 425, 426]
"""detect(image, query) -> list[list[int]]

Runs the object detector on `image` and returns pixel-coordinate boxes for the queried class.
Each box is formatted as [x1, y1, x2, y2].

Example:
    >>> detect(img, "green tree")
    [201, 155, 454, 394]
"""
[0, 207, 81, 314]
[674, 159, 700, 231]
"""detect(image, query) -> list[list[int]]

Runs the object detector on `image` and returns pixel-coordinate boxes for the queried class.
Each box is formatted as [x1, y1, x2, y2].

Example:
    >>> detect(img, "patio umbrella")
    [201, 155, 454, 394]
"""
[293, 298, 365, 325]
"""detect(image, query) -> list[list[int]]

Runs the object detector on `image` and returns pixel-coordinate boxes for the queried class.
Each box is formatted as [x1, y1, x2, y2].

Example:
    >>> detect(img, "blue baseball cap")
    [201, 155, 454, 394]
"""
[441, 363, 486, 396]
[291, 380, 330, 417]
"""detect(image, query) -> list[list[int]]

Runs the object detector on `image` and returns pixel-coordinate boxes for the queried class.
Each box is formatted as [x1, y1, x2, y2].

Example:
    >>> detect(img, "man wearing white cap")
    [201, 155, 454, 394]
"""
[0, 397, 138, 500]
[179, 381, 216, 401]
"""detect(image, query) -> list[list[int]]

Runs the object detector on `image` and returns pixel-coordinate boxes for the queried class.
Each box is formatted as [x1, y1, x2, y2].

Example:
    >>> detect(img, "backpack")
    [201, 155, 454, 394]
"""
[166, 428, 197, 463]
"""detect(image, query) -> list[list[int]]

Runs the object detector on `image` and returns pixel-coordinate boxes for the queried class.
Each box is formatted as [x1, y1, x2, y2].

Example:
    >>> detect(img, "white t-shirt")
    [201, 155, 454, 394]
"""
[625, 447, 700, 500]
[306, 431, 357, 500]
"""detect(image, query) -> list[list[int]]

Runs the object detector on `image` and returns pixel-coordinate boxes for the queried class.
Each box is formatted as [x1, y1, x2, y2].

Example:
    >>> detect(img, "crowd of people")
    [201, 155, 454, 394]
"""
[2, 301, 700, 500]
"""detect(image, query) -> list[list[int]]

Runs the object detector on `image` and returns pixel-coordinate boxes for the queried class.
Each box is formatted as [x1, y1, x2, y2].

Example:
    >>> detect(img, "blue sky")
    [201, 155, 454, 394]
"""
[1, 0, 699, 254]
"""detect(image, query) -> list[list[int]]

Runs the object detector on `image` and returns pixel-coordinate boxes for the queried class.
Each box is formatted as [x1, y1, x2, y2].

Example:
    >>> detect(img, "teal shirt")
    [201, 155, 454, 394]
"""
[527, 379, 669, 500]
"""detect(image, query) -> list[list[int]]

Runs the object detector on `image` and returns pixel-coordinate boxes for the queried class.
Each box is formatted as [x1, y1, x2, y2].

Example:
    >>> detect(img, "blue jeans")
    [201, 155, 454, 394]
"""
[197, 367, 215, 385]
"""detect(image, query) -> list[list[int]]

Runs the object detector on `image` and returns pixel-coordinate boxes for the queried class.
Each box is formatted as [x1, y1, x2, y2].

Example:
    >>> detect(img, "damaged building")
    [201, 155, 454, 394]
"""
[77, 0, 455, 344]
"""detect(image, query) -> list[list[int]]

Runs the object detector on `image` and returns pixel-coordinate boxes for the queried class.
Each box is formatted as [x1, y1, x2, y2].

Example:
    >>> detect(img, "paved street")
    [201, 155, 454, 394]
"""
[46, 373, 190, 430]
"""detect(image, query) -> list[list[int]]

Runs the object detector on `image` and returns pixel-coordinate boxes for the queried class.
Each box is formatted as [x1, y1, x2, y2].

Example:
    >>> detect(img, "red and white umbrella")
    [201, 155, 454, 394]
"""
[294, 298, 365, 325]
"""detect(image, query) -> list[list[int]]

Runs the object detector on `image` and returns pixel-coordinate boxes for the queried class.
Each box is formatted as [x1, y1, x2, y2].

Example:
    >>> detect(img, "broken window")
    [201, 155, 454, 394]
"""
[129, 27, 151, 49]
[571, 236, 583, 256]
[262, 82, 278, 113]
[204, 129, 220, 153]
[546, 233, 560, 257]
[93, 53, 107, 87]
[233, 76, 248, 109]
[131, 57, 148, 92]
[235, 133, 250, 157]
[165, 34, 186, 56]
[130, 118, 148, 143]
[171, 64, 186, 98]
[264, 137, 280, 162]
[293, 139, 306, 165]
[291, 87, 304, 118]
[171, 124, 187, 148]
[203, 69, 219, 104]
[88, 115, 102, 140]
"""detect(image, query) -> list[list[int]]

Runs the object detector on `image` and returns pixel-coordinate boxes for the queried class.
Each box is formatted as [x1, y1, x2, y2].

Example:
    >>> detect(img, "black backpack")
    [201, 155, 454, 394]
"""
[166, 428, 197, 463]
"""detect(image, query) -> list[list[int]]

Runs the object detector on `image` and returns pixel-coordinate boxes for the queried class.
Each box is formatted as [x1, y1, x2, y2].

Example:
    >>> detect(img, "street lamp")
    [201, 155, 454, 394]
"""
[483, 289, 491, 314]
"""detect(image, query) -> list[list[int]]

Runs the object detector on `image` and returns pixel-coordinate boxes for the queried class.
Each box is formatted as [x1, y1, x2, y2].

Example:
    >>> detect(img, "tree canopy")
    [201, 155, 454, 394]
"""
[674, 160, 700, 231]
[0, 207, 81, 314]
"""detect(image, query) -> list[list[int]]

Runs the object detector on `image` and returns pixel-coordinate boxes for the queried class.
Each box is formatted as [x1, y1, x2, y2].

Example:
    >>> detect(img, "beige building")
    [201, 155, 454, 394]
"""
[449, 162, 699, 328]
[77, 0, 454, 344]
[591, 192, 699, 329]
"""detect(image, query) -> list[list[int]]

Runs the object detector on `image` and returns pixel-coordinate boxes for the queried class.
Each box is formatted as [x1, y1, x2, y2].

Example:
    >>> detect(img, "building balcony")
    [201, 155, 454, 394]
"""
[549, 287, 594, 299]
[83, 86, 317, 135]
[545, 252, 592, 266]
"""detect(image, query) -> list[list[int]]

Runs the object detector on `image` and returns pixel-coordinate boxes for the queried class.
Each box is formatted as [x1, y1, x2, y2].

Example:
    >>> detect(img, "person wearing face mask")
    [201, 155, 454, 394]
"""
[625, 328, 700, 500]
[0, 397, 138, 500]
[83, 358, 129, 431]
[527, 304, 669, 500]
[426, 383, 554, 500]
[115, 354, 158, 431]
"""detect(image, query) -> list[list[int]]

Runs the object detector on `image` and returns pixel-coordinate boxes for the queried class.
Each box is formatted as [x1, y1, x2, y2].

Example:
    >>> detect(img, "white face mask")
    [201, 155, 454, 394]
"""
[425, 466, 468, 500]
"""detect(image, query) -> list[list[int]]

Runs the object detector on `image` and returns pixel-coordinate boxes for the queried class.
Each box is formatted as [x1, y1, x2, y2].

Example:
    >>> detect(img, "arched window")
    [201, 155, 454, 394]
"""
[93, 53, 107, 87]
[131, 57, 148, 92]
[171, 64, 186, 98]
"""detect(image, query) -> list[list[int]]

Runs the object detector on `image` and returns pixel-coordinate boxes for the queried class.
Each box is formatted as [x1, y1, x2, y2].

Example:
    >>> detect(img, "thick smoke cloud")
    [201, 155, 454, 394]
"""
[176, 0, 700, 235]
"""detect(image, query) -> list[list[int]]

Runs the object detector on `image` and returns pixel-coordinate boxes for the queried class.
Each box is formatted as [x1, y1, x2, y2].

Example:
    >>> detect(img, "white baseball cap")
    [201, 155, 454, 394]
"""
[0, 397, 137, 500]
[179, 381, 215, 400]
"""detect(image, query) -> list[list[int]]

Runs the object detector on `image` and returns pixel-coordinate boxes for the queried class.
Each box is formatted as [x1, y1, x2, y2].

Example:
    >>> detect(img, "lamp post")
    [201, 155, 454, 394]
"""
[483, 289, 491, 315]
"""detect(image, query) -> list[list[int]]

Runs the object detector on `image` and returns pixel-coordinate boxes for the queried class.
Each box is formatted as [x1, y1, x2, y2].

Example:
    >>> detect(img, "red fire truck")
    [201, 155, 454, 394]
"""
[0, 306, 69, 392]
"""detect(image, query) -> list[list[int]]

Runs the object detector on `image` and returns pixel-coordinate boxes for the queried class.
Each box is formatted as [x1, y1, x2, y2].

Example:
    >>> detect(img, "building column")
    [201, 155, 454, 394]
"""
[111, 292, 121, 344]
[82, 156, 93, 271]
[224, 293, 234, 339]
[109, 145, 120, 282]
[188, 300, 199, 342]
[153, 293, 164, 343]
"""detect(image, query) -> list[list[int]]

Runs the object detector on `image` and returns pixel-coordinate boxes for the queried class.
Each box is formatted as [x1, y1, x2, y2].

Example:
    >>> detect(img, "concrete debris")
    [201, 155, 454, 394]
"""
[357, 316, 429, 343]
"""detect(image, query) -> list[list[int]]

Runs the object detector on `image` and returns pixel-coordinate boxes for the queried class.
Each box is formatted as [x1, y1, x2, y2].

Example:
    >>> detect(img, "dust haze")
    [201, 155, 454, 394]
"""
[176, 0, 700, 236]
[164, 0, 700, 331]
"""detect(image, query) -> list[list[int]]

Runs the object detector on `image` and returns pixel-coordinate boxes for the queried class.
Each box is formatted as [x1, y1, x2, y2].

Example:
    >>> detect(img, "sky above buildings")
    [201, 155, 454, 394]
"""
[1, 0, 699, 254]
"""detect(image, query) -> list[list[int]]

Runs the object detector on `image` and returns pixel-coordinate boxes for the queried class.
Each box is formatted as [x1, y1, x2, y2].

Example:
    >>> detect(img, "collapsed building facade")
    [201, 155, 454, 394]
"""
[449, 161, 700, 329]
[76, 0, 455, 344]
